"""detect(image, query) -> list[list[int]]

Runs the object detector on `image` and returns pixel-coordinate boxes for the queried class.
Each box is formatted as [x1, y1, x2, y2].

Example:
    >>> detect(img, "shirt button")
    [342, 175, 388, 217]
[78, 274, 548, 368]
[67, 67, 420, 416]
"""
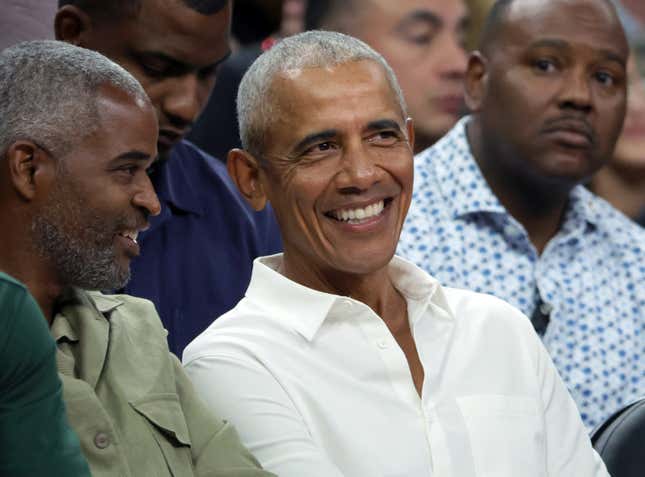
[377, 339, 388, 349]
[94, 432, 110, 449]
[539, 302, 553, 315]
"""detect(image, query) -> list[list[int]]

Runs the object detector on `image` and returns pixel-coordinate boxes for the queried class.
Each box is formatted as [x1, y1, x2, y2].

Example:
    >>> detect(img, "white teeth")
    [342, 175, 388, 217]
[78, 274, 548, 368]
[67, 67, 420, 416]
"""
[120, 231, 139, 243]
[331, 200, 385, 223]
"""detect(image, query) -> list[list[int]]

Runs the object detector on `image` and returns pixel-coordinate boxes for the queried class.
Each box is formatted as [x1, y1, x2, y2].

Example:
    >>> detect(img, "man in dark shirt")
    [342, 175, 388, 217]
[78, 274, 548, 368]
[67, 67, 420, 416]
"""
[55, 0, 283, 355]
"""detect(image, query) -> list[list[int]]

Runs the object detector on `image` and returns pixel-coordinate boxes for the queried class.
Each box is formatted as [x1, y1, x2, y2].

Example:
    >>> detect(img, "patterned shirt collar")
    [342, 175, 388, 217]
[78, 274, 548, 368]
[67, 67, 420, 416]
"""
[245, 254, 448, 342]
[426, 116, 602, 230]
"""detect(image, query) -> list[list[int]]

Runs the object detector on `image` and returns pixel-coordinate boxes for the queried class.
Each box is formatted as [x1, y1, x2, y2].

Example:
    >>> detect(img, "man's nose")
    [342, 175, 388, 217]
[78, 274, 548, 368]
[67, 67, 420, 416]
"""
[133, 174, 162, 217]
[436, 33, 468, 79]
[162, 75, 209, 127]
[336, 144, 382, 192]
[558, 68, 593, 113]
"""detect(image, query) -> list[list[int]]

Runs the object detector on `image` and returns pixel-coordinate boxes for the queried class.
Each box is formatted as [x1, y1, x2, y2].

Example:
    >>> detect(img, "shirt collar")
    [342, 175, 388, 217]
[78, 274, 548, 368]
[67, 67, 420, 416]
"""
[150, 141, 205, 217]
[424, 116, 507, 219]
[423, 116, 603, 230]
[562, 185, 603, 230]
[245, 254, 452, 342]
[51, 287, 123, 343]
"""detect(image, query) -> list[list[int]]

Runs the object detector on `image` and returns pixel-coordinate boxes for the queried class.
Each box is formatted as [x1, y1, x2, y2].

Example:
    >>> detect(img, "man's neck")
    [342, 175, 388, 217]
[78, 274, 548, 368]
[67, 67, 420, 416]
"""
[466, 119, 572, 254]
[0, 225, 63, 323]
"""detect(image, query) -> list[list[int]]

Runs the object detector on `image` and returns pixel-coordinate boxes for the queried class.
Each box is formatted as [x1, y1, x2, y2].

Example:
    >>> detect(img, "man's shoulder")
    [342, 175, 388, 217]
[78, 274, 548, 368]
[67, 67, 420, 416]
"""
[583, 188, 645, 250]
[169, 140, 234, 186]
[440, 285, 537, 339]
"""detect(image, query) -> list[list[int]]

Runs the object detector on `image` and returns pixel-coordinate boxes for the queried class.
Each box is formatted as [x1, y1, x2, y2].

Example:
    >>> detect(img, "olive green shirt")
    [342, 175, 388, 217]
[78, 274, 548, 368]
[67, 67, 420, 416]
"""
[52, 288, 275, 477]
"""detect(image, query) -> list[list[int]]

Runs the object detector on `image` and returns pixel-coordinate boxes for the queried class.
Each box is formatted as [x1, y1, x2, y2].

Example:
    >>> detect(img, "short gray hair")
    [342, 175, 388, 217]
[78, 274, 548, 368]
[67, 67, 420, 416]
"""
[237, 30, 408, 158]
[0, 40, 149, 158]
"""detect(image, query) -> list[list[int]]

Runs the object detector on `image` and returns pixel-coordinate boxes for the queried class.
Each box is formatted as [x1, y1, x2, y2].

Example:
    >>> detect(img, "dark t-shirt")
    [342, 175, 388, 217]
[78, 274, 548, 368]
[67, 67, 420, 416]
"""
[125, 140, 282, 356]
[0, 272, 90, 476]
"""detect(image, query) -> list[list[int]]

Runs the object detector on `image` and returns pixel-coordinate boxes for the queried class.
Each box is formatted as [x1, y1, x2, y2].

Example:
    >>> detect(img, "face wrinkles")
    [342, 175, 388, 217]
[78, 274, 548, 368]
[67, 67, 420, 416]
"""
[85, 0, 231, 162]
[32, 87, 160, 290]
[348, 0, 468, 151]
[475, 0, 627, 188]
[260, 61, 414, 288]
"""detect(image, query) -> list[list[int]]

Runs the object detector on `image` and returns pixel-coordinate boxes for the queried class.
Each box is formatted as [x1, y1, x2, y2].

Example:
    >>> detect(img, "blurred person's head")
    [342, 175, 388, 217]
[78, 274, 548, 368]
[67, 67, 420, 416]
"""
[466, 0, 628, 196]
[612, 54, 645, 169]
[588, 52, 645, 220]
[228, 31, 414, 286]
[306, 0, 469, 153]
[0, 40, 159, 302]
[55, 0, 232, 163]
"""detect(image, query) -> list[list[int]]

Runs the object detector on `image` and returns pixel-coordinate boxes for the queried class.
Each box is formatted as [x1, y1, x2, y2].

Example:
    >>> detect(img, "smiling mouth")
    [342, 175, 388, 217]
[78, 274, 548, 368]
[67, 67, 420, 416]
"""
[325, 198, 392, 224]
[117, 230, 139, 244]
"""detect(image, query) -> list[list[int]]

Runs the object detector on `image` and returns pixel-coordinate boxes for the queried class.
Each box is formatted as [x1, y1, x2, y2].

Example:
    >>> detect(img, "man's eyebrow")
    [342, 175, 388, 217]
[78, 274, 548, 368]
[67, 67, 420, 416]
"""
[138, 49, 232, 73]
[293, 129, 338, 153]
[528, 39, 626, 66]
[396, 9, 442, 31]
[365, 119, 404, 133]
[111, 151, 153, 162]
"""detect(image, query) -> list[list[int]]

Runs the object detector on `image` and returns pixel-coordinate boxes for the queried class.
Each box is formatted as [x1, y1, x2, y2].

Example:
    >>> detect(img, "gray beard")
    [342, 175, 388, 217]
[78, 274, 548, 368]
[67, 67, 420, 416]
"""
[31, 200, 130, 292]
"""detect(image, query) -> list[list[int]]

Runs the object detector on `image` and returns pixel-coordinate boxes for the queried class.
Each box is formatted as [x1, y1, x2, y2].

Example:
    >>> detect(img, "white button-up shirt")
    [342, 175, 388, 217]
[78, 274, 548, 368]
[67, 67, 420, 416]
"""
[184, 254, 608, 477]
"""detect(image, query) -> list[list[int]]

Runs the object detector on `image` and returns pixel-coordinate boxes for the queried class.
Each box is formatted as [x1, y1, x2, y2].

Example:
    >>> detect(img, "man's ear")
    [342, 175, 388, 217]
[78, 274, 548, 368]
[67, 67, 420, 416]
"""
[464, 51, 489, 113]
[5, 142, 55, 201]
[405, 117, 415, 152]
[54, 5, 92, 45]
[227, 148, 268, 211]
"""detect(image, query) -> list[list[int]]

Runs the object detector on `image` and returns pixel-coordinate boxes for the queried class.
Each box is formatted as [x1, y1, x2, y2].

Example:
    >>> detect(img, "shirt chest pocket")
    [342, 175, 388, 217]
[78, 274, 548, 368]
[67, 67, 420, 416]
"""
[456, 395, 546, 477]
[130, 393, 194, 477]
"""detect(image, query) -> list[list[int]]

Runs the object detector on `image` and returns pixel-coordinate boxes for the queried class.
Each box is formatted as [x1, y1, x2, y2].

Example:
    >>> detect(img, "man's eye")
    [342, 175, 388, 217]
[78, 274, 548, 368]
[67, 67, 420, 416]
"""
[310, 142, 335, 153]
[140, 60, 169, 78]
[368, 131, 400, 145]
[117, 166, 138, 176]
[533, 58, 557, 73]
[595, 71, 615, 86]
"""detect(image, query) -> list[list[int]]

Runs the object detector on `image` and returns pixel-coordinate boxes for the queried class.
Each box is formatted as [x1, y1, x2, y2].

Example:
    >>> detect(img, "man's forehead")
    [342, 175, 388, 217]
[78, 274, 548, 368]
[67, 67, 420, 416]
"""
[504, 0, 616, 29]
[271, 61, 398, 111]
[129, 0, 231, 61]
[361, 0, 462, 15]
[265, 61, 405, 141]
[498, 0, 626, 56]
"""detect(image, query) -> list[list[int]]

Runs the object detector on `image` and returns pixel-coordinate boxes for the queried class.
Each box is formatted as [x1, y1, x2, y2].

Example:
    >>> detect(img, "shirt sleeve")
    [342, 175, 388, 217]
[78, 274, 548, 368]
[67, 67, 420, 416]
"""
[534, 330, 610, 476]
[184, 352, 346, 477]
[171, 353, 277, 477]
[0, 277, 91, 477]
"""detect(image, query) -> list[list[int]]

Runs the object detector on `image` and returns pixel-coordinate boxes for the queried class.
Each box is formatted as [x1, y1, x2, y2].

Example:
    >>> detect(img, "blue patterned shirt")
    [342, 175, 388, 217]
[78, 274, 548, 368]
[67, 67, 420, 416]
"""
[399, 117, 645, 429]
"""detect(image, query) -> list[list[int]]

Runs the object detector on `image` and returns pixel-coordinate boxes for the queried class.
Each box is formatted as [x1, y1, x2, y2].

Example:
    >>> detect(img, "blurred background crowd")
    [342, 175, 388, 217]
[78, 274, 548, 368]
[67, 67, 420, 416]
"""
[2, 0, 643, 223]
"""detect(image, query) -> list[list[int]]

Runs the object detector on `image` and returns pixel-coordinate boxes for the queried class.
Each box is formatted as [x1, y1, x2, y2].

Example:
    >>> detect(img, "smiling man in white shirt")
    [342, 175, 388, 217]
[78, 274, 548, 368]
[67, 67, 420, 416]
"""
[183, 30, 609, 477]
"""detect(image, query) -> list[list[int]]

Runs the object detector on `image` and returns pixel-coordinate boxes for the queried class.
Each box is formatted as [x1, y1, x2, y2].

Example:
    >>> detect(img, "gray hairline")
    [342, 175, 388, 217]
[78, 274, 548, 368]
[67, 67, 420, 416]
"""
[0, 40, 150, 160]
[236, 30, 408, 161]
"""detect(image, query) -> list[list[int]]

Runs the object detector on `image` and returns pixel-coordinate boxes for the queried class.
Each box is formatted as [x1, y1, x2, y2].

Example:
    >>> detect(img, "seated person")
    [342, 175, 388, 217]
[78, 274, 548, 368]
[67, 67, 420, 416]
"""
[398, 0, 645, 429]
[0, 272, 90, 477]
[184, 30, 609, 476]
[589, 53, 645, 225]
[55, 0, 283, 356]
[0, 40, 273, 477]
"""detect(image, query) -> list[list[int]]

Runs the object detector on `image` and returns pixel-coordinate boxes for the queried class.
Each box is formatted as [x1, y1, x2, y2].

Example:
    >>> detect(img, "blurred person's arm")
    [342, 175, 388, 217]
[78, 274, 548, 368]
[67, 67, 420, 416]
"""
[0, 273, 91, 477]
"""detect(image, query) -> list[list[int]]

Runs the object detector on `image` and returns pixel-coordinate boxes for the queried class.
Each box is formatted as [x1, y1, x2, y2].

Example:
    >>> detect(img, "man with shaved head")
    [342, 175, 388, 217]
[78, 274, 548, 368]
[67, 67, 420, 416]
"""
[400, 0, 645, 429]
[185, 30, 609, 477]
